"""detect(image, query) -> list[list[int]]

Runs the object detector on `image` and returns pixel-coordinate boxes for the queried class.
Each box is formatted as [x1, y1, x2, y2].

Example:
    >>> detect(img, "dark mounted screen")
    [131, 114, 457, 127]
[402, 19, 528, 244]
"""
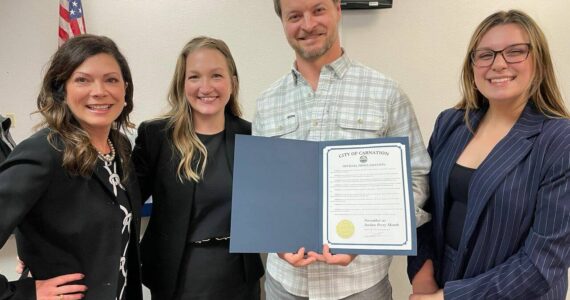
[340, 0, 393, 9]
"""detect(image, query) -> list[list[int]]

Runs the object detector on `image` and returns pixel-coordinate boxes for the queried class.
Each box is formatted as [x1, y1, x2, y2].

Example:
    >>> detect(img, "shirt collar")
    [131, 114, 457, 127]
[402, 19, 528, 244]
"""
[289, 49, 352, 85]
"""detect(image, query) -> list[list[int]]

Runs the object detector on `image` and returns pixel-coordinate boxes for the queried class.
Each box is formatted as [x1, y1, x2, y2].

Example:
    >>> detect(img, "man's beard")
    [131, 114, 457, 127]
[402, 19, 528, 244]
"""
[291, 31, 336, 60]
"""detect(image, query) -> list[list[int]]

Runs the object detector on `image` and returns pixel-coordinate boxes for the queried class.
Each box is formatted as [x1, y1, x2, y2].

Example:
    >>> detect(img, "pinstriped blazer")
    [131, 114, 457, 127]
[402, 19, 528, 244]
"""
[408, 103, 570, 299]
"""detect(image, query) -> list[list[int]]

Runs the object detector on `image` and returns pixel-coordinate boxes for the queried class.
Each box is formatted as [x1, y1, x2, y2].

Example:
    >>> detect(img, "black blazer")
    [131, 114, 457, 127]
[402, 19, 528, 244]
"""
[409, 104, 570, 299]
[133, 113, 264, 298]
[0, 128, 143, 300]
[0, 115, 15, 164]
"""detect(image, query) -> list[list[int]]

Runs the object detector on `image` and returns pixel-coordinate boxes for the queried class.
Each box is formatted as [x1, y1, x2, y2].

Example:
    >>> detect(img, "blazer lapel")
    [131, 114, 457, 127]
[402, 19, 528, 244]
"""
[433, 110, 483, 248]
[94, 159, 141, 233]
[93, 160, 119, 200]
[224, 113, 236, 174]
[459, 104, 545, 252]
[123, 163, 141, 235]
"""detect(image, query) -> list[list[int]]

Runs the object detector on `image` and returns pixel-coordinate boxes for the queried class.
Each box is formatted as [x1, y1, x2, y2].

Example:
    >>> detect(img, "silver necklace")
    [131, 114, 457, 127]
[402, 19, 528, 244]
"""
[101, 159, 125, 196]
[97, 138, 116, 163]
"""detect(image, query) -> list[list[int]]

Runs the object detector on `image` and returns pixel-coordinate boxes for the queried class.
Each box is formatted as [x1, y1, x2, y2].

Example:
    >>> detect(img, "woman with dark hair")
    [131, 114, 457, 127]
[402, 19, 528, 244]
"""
[408, 10, 569, 300]
[133, 36, 263, 299]
[0, 34, 142, 300]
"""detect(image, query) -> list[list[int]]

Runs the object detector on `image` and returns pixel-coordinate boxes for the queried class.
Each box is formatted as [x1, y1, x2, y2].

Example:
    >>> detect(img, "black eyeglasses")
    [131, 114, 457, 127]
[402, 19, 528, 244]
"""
[471, 43, 531, 67]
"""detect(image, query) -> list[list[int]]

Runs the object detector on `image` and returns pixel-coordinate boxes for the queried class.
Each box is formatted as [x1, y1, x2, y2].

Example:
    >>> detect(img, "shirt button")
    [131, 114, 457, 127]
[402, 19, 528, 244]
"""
[307, 92, 313, 97]
[278, 125, 284, 130]
[357, 118, 363, 124]
[312, 121, 318, 126]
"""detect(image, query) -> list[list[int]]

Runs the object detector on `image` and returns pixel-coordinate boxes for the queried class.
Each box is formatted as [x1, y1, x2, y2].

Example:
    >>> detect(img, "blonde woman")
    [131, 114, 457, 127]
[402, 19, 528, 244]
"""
[409, 10, 569, 300]
[133, 36, 263, 299]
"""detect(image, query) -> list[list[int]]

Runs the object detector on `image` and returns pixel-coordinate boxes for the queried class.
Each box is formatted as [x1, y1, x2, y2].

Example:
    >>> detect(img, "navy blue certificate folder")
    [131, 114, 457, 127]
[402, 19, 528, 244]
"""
[230, 135, 416, 255]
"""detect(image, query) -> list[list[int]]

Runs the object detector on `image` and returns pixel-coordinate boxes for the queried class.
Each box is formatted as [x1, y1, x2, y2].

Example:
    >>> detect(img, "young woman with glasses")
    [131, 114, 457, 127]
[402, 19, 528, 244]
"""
[408, 10, 569, 300]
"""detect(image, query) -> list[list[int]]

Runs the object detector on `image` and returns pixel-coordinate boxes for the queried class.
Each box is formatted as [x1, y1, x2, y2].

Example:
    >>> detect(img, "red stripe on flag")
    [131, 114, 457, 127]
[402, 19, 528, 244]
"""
[59, 5, 70, 22]
[70, 20, 81, 36]
[58, 27, 69, 40]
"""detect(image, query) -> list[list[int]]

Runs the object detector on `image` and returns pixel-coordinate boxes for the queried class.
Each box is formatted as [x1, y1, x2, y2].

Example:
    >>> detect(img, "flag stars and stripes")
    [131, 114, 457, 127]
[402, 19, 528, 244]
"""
[58, 0, 86, 45]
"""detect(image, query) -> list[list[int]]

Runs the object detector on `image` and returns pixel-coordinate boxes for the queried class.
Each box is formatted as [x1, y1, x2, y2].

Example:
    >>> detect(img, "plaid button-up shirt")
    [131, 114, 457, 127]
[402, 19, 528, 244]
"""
[253, 53, 431, 300]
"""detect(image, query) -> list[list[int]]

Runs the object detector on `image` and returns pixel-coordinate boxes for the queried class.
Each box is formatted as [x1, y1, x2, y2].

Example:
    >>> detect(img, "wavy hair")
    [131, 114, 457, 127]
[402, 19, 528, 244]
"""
[457, 10, 568, 125]
[165, 36, 241, 182]
[36, 34, 135, 178]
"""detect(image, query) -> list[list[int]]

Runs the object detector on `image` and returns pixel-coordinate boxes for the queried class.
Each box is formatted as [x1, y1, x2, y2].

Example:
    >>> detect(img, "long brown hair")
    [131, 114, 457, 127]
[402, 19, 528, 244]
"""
[37, 34, 135, 177]
[457, 10, 568, 125]
[165, 36, 241, 182]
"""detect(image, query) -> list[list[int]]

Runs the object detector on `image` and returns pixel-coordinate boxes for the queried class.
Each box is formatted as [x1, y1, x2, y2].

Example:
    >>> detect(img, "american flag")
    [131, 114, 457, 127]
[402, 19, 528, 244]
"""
[58, 0, 86, 46]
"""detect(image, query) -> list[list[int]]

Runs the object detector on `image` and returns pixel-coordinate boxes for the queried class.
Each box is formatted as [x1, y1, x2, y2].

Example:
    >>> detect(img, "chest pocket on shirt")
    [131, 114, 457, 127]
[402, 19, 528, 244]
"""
[336, 111, 386, 139]
[262, 112, 299, 138]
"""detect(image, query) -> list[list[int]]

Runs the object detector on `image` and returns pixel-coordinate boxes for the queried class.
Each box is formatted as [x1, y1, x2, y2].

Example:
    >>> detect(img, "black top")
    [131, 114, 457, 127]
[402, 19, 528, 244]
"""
[445, 163, 475, 250]
[96, 158, 132, 300]
[187, 130, 232, 242]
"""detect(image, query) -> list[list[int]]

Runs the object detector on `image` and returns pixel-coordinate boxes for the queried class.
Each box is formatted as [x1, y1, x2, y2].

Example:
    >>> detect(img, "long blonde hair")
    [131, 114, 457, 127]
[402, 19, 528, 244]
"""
[165, 36, 241, 182]
[457, 10, 568, 124]
[37, 34, 135, 178]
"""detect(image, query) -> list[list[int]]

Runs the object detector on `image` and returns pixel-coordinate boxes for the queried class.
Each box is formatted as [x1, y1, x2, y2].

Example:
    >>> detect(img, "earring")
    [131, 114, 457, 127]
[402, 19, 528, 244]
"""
[123, 102, 127, 107]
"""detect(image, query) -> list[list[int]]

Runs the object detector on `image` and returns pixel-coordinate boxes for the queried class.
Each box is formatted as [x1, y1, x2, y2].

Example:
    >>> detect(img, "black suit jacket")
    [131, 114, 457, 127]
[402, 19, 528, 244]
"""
[0, 128, 142, 300]
[133, 113, 264, 298]
[0, 115, 15, 164]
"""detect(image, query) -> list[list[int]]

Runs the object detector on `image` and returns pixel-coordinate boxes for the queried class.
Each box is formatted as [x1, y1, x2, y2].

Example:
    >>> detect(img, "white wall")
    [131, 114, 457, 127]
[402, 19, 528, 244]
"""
[1, 0, 569, 299]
